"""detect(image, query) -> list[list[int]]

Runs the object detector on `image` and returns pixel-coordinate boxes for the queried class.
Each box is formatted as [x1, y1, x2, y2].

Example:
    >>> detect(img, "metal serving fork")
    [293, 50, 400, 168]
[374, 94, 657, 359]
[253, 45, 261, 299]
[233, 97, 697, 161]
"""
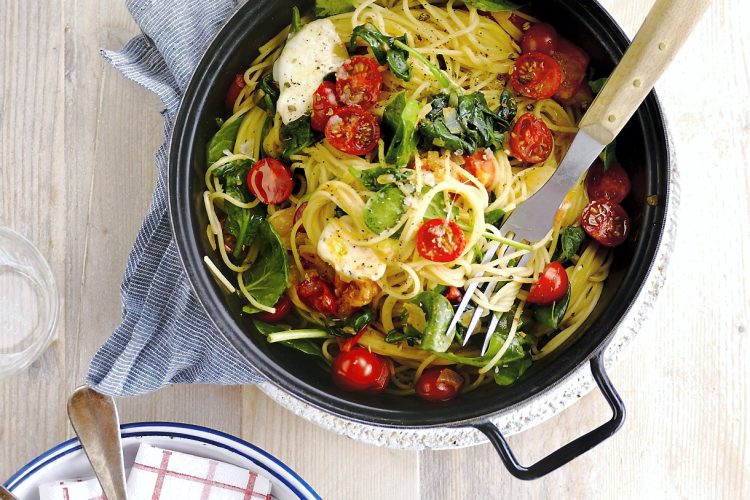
[448, 0, 711, 352]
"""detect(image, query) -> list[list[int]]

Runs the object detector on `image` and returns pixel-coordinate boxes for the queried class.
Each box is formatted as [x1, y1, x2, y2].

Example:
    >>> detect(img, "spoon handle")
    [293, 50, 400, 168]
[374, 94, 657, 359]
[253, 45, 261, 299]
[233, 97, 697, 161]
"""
[67, 386, 128, 500]
[579, 0, 712, 144]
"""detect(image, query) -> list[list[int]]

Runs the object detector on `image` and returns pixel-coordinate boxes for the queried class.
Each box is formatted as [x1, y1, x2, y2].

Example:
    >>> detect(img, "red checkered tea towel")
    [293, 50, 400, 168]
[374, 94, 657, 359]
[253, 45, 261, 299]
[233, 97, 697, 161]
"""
[126, 443, 272, 500]
[38, 478, 105, 500]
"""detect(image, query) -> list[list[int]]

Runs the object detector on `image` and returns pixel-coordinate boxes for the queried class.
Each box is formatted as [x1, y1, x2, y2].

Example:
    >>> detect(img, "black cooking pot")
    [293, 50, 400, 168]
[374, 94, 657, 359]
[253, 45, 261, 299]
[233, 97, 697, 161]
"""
[169, 0, 670, 480]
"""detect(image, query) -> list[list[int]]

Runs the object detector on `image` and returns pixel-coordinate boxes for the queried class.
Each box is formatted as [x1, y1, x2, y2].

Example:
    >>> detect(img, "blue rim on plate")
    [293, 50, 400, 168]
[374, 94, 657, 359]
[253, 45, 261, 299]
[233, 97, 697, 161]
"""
[4, 421, 321, 500]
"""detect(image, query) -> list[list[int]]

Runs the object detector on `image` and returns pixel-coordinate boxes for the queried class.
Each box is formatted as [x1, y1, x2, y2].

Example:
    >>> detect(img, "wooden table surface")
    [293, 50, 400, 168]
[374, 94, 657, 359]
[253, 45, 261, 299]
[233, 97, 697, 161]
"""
[1, 0, 748, 498]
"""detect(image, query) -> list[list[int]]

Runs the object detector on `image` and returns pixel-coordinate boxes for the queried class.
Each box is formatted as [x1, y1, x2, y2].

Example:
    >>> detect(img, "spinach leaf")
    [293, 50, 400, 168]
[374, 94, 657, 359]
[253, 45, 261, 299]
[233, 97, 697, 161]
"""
[252, 319, 326, 359]
[589, 77, 608, 94]
[463, 0, 522, 11]
[384, 325, 422, 346]
[327, 307, 376, 337]
[257, 73, 280, 114]
[600, 139, 617, 171]
[485, 208, 506, 226]
[534, 286, 571, 330]
[350, 166, 411, 190]
[412, 291, 454, 352]
[419, 90, 516, 154]
[557, 226, 585, 263]
[364, 185, 406, 234]
[315, 0, 355, 17]
[223, 172, 266, 258]
[206, 112, 246, 166]
[213, 158, 252, 178]
[423, 189, 458, 221]
[281, 114, 318, 160]
[383, 92, 420, 167]
[291, 6, 303, 33]
[240, 222, 289, 313]
[349, 24, 411, 81]
[493, 356, 532, 386]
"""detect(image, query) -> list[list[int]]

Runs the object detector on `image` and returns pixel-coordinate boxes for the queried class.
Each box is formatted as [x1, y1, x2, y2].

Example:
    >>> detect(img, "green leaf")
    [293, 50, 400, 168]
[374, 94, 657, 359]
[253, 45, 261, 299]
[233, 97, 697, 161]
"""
[240, 222, 289, 313]
[493, 356, 532, 386]
[326, 307, 376, 337]
[222, 171, 266, 258]
[558, 226, 586, 263]
[213, 158, 252, 178]
[600, 140, 617, 171]
[463, 0, 523, 12]
[485, 208, 506, 226]
[252, 319, 326, 359]
[281, 114, 319, 160]
[350, 166, 411, 190]
[349, 24, 412, 81]
[423, 189, 458, 221]
[412, 291, 454, 352]
[589, 77, 608, 94]
[364, 185, 406, 234]
[315, 0, 355, 17]
[206, 112, 246, 167]
[383, 92, 420, 167]
[257, 73, 280, 114]
[290, 6, 303, 33]
[534, 286, 571, 330]
[384, 325, 422, 346]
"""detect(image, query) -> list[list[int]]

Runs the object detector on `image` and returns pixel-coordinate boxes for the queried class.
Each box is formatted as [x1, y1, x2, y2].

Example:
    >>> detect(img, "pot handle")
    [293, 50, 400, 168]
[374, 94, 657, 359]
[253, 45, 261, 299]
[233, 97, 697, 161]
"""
[473, 350, 625, 480]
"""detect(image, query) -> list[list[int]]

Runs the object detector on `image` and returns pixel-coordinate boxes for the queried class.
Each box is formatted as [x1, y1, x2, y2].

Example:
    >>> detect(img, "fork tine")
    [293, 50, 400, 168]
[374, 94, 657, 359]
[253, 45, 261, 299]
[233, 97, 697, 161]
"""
[461, 279, 499, 346]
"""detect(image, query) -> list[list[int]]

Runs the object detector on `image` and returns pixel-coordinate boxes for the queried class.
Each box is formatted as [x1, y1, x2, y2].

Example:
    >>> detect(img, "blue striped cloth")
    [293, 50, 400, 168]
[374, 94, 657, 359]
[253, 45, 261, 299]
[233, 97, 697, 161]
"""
[87, 0, 264, 396]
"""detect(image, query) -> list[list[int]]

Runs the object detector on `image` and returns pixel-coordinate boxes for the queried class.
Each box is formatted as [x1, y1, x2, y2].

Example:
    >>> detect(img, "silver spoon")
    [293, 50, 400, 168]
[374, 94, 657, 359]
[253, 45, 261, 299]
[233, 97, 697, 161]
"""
[67, 386, 128, 500]
[0, 485, 20, 500]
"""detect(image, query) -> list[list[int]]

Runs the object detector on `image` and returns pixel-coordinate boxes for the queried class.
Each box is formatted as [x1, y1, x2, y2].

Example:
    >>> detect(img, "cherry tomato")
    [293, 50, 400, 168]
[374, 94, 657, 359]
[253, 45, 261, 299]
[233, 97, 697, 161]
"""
[463, 149, 496, 190]
[444, 286, 463, 303]
[293, 201, 308, 233]
[246, 158, 294, 205]
[527, 261, 569, 305]
[255, 295, 292, 323]
[510, 52, 562, 100]
[509, 113, 554, 163]
[370, 356, 390, 394]
[332, 347, 388, 393]
[311, 81, 341, 132]
[552, 38, 590, 100]
[415, 367, 463, 402]
[585, 159, 631, 204]
[581, 200, 630, 247]
[416, 219, 466, 263]
[521, 23, 559, 55]
[296, 276, 338, 315]
[325, 106, 381, 156]
[225, 73, 246, 110]
[338, 326, 368, 353]
[335, 56, 383, 109]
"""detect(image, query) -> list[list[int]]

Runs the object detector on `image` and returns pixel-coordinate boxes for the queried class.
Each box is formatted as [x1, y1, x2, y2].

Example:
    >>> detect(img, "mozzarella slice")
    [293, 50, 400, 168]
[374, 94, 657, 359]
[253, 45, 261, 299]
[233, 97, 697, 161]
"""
[317, 218, 387, 282]
[273, 19, 348, 124]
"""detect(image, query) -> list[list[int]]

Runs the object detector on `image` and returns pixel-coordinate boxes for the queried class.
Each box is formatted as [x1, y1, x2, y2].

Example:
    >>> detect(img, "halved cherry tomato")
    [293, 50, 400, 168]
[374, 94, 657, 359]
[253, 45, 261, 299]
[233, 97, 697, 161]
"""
[521, 23, 559, 55]
[581, 200, 630, 247]
[552, 38, 590, 100]
[332, 346, 388, 393]
[293, 201, 308, 233]
[255, 295, 292, 323]
[311, 81, 342, 132]
[444, 286, 463, 303]
[247, 158, 294, 205]
[509, 113, 554, 163]
[335, 56, 383, 108]
[510, 52, 562, 100]
[338, 325, 368, 353]
[225, 73, 246, 110]
[463, 149, 496, 190]
[527, 261, 569, 305]
[416, 367, 463, 402]
[325, 106, 381, 156]
[416, 219, 466, 263]
[296, 276, 338, 315]
[585, 159, 631, 204]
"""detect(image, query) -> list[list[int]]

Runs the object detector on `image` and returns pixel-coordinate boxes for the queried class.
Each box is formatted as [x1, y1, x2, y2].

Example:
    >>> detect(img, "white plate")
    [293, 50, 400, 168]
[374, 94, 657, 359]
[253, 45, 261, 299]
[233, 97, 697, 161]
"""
[3, 422, 320, 500]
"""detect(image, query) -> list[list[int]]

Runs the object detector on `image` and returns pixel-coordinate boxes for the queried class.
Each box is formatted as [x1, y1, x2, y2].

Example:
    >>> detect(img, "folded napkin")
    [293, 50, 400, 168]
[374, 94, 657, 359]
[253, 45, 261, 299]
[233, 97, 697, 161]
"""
[39, 479, 104, 500]
[86, 0, 264, 396]
[127, 443, 272, 500]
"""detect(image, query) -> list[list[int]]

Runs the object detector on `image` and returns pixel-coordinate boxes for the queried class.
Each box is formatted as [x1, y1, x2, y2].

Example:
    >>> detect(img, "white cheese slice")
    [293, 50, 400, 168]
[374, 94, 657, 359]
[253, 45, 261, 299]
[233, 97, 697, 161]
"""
[317, 218, 387, 282]
[273, 19, 348, 124]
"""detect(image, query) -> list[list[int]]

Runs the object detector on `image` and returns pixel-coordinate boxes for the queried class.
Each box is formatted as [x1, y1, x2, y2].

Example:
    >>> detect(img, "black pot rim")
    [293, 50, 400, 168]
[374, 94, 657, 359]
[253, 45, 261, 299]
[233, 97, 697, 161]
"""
[168, 0, 670, 429]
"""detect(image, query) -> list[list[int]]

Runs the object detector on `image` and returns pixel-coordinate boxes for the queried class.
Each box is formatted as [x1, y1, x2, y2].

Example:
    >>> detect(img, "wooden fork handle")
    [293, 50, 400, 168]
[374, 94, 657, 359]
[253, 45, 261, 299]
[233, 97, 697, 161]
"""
[579, 0, 711, 144]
